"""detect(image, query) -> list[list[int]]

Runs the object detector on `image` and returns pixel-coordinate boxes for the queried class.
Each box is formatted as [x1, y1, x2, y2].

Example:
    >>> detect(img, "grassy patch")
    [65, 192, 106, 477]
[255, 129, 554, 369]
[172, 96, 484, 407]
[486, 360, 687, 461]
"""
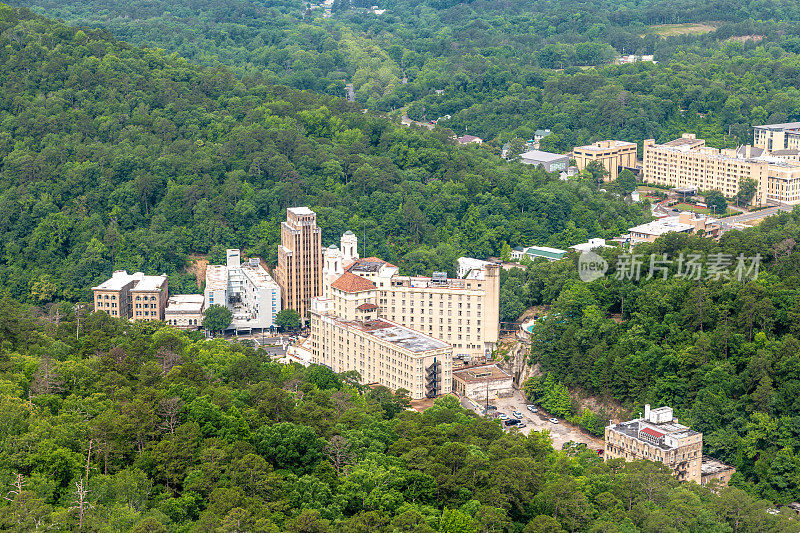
[673, 202, 734, 217]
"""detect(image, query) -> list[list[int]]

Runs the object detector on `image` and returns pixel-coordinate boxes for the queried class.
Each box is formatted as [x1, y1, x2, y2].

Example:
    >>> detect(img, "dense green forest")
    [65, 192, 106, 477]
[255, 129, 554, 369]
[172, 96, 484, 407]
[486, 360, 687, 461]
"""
[13, 0, 800, 149]
[501, 209, 800, 504]
[0, 5, 649, 304]
[0, 299, 797, 532]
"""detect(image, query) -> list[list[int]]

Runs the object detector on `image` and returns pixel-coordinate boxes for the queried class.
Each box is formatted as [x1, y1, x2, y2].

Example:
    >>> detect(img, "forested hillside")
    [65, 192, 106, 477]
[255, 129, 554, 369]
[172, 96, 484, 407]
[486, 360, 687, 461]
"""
[14, 0, 800, 148]
[0, 5, 649, 304]
[0, 299, 796, 532]
[505, 209, 800, 504]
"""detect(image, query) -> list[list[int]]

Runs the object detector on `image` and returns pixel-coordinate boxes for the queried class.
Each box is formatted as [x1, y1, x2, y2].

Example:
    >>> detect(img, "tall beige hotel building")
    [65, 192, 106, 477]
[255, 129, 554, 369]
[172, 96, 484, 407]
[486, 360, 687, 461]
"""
[276, 207, 323, 322]
[308, 229, 500, 399]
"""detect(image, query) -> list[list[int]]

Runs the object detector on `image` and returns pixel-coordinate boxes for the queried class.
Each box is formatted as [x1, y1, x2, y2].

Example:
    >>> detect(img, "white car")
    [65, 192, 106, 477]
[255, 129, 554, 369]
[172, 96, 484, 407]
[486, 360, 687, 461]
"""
[498, 413, 509, 420]
[549, 418, 559, 424]
[512, 411, 523, 419]
[526, 405, 538, 413]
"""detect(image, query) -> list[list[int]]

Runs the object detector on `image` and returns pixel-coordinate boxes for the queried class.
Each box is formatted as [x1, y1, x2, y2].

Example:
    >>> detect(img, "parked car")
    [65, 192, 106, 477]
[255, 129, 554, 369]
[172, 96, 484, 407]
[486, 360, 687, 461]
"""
[503, 419, 521, 427]
[526, 405, 538, 413]
[485, 405, 497, 411]
[518, 422, 526, 428]
[549, 418, 559, 424]
[512, 411, 523, 419]
[498, 413, 509, 420]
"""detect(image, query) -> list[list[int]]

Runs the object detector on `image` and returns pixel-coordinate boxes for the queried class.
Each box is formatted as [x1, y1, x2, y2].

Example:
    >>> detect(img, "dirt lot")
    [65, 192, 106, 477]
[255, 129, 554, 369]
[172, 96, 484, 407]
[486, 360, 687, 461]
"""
[464, 390, 604, 452]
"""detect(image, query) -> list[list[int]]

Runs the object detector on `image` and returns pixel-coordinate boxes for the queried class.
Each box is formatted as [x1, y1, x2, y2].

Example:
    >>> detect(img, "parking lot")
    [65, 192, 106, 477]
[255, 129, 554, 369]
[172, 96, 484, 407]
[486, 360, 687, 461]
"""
[463, 389, 604, 451]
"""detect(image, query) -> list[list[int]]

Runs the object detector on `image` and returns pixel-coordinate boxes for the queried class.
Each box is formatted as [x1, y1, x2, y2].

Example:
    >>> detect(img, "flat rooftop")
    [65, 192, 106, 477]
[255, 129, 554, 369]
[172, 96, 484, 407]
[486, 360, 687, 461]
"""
[524, 246, 568, 259]
[663, 137, 705, 149]
[240, 263, 278, 288]
[754, 121, 800, 132]
[287, 206, 315, 216]
[452, 364, 512, 383]
[629, 217, 693, 236]
[166, 294, 205, 312]
[93, 271, 139, 291]
[130, 275, 167, 292]
[520, 149, 568, 162]
[342, 318, 450, 353]
[575, 140, 636, 151]
[608, 418, 700, 451]
[701, 456, 735, 475]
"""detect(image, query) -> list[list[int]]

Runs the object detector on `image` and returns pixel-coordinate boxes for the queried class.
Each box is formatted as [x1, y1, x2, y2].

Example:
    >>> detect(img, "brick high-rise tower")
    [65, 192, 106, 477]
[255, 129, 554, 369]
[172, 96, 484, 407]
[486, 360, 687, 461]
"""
[276, 207, 323, 323]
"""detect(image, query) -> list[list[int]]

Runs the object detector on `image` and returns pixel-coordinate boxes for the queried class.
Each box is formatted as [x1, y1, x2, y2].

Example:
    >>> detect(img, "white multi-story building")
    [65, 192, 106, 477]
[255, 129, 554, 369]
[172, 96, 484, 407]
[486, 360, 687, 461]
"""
[456, 257, 491, 279]
[204, 249, 281, 332]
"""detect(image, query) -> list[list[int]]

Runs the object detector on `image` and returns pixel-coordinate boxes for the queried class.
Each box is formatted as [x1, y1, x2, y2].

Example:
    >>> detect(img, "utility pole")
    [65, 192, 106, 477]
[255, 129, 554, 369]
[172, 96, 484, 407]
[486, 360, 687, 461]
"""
[74, 303, 84, 340]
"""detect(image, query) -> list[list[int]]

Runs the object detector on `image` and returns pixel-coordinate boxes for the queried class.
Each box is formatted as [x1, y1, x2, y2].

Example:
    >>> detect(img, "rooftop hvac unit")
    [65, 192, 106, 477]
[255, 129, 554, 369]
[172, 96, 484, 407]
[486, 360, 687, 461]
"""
[431, 271, 448, 286]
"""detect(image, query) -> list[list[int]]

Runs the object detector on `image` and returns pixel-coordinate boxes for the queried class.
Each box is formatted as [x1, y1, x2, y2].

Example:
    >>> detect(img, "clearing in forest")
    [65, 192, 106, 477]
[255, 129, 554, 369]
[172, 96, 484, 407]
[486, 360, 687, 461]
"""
[645, 23, 718, 37]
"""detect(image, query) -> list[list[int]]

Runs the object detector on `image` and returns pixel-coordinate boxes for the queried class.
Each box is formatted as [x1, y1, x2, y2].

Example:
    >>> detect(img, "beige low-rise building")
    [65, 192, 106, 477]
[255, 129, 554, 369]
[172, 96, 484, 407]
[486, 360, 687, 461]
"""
[452, 364, 513, 402]
[605, 405, 703, 484]
[92, 271, 168, 321]
[701, 456, 736, 488]
[643, 134, 800, 207]
[628, 212, 720, 245]
[573, 140, 637, 181]
[165, 294, 205, 329]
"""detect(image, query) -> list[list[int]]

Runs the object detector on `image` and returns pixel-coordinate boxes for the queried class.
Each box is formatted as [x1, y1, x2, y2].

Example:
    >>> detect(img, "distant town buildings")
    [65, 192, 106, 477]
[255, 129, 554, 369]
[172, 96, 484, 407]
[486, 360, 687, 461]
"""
[643, 133, 800, 207]
[570, 238, 614, 253]
[204, 249, 281, 332]
[573, 140, 637, 181]
[164, 294, 205, 329]
[510, 246, 568, 262]
[628, 212, 720, 245]
[276, 207, 323, 322]
[618, 54, 655, 64]
[520, 149, 569, 172]
[605, 405, 734, 487]
[458, 134, 483, 145]
[92, 271, 168, 321]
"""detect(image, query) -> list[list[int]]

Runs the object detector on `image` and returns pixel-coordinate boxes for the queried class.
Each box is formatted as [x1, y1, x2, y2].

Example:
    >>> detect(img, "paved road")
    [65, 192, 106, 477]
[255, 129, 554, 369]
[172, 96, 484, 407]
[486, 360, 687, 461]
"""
[462, 390, 604, 451]
[721, 207, 781, 228]
[345, 84, 355, 102]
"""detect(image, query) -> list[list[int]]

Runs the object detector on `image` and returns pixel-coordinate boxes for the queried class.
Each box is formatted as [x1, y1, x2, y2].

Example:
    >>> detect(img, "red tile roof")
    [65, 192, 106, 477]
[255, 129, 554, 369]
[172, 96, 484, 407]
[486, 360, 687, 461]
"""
[330, 272, 376, 293]
[357, 303, 379, 310]
[641, 427, 664, 439]
[352, 257, 398, 269]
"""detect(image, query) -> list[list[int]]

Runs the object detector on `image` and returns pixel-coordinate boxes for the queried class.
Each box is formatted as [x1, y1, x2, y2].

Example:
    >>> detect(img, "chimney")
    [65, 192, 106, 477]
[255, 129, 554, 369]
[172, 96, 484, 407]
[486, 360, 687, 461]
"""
[644, 404, 651, 421]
